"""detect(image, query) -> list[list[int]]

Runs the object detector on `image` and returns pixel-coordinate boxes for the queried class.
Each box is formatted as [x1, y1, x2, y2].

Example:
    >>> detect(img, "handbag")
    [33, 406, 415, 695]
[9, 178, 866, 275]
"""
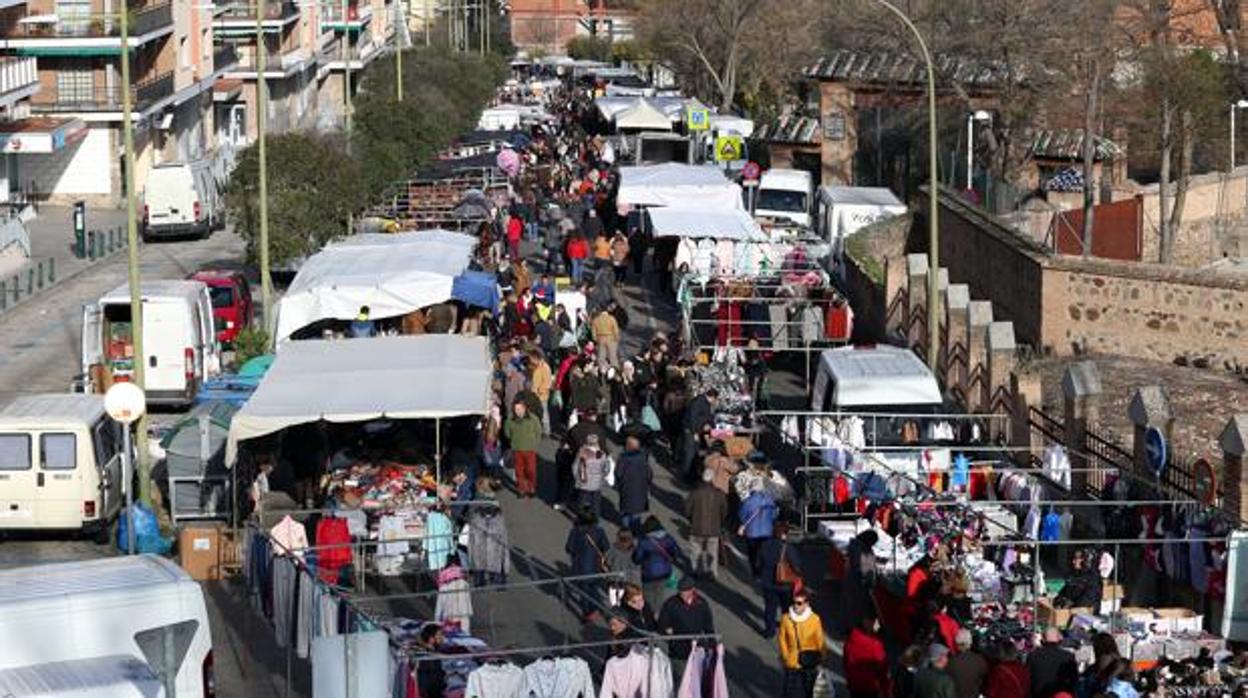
[775, 543, 800, 586]
[795, 616, 821, 670]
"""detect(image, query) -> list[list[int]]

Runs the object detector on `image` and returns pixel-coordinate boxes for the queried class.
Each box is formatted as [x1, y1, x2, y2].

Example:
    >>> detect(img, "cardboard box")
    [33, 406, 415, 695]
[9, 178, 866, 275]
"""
[179, 524, 224, 581]
[1037, 596, 1092, 628]
[1154, 607, 1203, 634]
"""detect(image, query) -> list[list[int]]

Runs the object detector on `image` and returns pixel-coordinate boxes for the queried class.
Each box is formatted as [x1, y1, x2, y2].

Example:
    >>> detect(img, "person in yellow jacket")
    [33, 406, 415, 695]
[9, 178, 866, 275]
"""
[590, 304, 621, 370]
[528, 350, 553, 434]
[778, 588, 825, 698]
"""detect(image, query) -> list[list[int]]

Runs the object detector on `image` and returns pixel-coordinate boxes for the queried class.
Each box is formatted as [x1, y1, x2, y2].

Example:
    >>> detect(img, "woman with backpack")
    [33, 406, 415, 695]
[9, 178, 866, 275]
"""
[633, 515, 683, 611]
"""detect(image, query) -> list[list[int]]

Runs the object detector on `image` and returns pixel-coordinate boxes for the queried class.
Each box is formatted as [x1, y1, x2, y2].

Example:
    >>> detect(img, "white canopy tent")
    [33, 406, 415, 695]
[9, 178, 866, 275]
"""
[614, 99, 672, 131]
[647, 207, 764, 241]
[274, 230, 476, 345]
[617, 163, 745, 211]
[225, 335, 492, 468]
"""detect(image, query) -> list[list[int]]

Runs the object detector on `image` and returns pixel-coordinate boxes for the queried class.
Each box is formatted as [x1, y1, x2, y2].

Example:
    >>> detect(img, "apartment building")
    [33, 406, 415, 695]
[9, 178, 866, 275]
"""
[0, 0, 234, 204]
[315, 0, 396, 129]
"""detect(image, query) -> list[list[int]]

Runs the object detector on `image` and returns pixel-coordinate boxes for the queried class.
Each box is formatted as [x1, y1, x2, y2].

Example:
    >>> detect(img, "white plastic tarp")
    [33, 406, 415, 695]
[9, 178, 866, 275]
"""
[614, 100, 672, 131]
[648, 207, 764, 241]
[617, 163, 745, 211]
[225, 335, 492, 464]
[274, 230, 475, 344]
[819, 185, 908, 242]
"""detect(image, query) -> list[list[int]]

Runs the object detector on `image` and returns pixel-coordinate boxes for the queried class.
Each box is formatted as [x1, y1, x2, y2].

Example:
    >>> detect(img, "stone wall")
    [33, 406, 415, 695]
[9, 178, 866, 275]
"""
[1042, 257, 1248, 368]
[839, 213, 912, 342]
[918, 185, 1248, 370]
[1114, 167, 1248, 267]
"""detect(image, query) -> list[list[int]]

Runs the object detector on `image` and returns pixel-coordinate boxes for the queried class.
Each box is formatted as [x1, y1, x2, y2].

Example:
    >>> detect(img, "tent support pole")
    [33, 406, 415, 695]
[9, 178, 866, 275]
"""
[436, 418, 442, 483]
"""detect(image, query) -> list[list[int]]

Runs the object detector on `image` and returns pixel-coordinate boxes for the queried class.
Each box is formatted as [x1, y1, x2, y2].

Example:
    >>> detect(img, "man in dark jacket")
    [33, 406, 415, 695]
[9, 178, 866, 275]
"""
[679, 388, 718, 481]
[947, 629, 989, 698]
[1054, 549, 1102, 609]
[657, 577, 715, 675]
[916, 644, 958, 698]
[614, 435, 652, 533]
[1026, 627, 1077, 698]
[686, 469, 727, 579]
[565, 509, 610, 620]
[755, 521, 801, 638]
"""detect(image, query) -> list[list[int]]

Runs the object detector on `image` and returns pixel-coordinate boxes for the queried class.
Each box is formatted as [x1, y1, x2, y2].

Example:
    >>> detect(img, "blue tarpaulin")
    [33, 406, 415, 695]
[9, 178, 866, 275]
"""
[452, 270, 500, 311]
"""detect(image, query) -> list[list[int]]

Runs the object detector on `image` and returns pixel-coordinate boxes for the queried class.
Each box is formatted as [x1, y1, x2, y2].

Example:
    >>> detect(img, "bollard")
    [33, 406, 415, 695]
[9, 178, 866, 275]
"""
[12, 274, 20, 301]
[0, 281, 6, 311]
[86, 231, 95, 260]
[97, 230, 106, 258]
[48, 257, 54, 284]
[36, 262, 43, 291]
[26, 267, 33, 295]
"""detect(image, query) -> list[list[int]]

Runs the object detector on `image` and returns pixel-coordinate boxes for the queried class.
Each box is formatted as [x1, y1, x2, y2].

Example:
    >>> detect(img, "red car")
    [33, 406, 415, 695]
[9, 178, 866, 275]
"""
[189, 269, 253, 345]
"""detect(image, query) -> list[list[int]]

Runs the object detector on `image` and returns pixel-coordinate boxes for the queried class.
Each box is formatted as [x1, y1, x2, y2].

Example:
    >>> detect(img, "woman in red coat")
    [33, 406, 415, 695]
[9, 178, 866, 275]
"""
[843, 615, 889, 698]
[983, 642, 1031, 698]
[506, 214, 524, 262]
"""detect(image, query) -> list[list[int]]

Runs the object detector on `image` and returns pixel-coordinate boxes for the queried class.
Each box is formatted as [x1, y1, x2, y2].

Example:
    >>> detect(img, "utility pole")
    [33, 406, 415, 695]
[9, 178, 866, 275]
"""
[484, 0, 489, 53]
[118, 0, 149, 505]
[395, 0, 403, 101]
[424, 0, 429, 46]
[342, 0, 352, 137]
[257, 0, 273, 340]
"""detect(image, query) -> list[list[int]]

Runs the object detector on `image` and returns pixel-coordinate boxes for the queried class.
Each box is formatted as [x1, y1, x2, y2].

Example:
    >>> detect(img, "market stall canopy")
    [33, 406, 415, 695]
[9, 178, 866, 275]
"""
[617, 163, 745, 211]
[225, 335, 492, 464]
[273, 230, 476, 344]
[614, 99, 672, 131]
[647, 207, 764, 241]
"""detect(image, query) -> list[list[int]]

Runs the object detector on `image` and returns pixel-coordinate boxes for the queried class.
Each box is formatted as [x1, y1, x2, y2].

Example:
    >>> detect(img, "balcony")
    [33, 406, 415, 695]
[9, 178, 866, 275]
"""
[8, 3, 174, 47]
[228, 43, 312, 77]
[320, 1, 371, 30]
[214, 1, 300, 30]
[0, 57, 38, 102]
[32, 70, 173, 114]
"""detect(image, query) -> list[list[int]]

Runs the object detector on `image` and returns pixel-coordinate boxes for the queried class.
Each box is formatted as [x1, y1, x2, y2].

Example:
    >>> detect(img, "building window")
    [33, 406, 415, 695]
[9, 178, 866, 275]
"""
[57, 68, 94, 105]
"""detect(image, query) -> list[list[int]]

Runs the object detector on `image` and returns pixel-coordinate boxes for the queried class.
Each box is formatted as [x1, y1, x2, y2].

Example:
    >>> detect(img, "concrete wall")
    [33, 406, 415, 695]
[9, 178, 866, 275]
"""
[1113, 167, 1248, 267]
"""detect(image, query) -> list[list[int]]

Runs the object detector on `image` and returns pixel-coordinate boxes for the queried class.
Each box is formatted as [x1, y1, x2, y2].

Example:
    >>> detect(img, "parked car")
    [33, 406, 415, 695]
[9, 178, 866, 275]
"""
[79, 280, 223, 407]
[0, 394, 127, 542]
[142, 159, 225, 241]
[0, 555, 215, 696]
[189, 269, 254, 346]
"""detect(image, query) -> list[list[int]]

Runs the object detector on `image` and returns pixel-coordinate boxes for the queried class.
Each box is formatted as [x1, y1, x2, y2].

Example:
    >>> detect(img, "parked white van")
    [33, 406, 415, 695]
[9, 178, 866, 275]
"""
[0, 555, 215, 697]
[0, 394, 125, 541]
[81, 280, 223, 406]
[142, 159, 225, 241]
[811, 344, 944, 419]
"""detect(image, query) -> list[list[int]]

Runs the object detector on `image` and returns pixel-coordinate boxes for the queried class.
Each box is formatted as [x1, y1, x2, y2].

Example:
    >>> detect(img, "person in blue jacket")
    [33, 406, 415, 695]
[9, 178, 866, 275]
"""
[633, 515, 684, 611]
[738, 487, 779, 571]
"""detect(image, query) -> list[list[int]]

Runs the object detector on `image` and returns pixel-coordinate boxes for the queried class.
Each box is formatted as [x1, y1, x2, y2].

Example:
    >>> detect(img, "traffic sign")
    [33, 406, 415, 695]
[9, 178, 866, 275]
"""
[714, 134, 744, 162]
[1145, 426, 1168, 477]
[741, 161, 761, 180]
[687, 107, 710, 132]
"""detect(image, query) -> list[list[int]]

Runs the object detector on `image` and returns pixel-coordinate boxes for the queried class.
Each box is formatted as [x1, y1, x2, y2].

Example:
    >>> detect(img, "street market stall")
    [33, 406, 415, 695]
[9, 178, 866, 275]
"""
[616, 163, 745, 211]
[273, 230, 479, 345]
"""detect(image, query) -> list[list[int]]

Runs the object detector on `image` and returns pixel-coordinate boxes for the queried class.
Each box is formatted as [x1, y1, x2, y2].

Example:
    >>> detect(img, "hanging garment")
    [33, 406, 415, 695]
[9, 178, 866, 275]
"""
[270, 515, 309, 556]
[950, 453, 971, 490]
[465, 662, 525, 697]
[838, 416, 866, 450]
[1042, 445, 1072, 489]
[315, 516, 352, 585]
[1189, 526, 1210, 594]
[714, 301, 744, 347]
[673, 239, 697, 274]
[1039, 510, 1062, 542]
[713, 239, 735, 277]
[521, 656, 596, 697]
[799, 305, 824, 345]
[600, 645, 674, 698]
[315, 586, 340, 637]
[692, 239, 716, 279]
[435, 577, 473, 632]
[1023, 506, 1041, 541]
[677, 643, 729, 698]
[742, 302, 772, 346]
[768, 305, 790, 350]
[272, 555, 296, 649]
[425, 511, 455, 572]
[825, 303, 854, 341]
[734, 242, 760, 277]
[296, 568, 315, 659]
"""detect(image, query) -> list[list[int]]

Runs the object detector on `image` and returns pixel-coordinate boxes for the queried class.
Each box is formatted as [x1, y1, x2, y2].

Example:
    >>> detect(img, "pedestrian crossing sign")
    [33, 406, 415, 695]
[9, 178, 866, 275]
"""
[715, 134, 744, 162]
[687, 107, 710, 132]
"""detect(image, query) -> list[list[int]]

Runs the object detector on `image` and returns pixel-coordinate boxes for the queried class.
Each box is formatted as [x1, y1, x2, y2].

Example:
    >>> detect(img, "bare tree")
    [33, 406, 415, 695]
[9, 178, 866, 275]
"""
[1208, 0, 1248, 96]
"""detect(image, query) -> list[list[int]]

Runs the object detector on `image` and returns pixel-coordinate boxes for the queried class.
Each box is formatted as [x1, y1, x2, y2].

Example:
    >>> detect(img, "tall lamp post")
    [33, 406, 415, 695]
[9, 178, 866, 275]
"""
[1231, 99, 1248, 170]
[257, 0, 273, 337]
[965, 109, 991, 191]
[872, 0, 940, 369]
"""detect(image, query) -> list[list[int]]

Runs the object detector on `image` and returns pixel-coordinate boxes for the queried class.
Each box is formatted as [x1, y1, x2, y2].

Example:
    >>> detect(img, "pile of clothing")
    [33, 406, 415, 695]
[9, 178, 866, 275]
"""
[325, 462, 437, 511]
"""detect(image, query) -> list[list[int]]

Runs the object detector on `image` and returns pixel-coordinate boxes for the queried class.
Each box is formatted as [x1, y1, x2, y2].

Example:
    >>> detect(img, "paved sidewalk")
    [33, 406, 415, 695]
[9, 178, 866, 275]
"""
[24, 204, 131, 281]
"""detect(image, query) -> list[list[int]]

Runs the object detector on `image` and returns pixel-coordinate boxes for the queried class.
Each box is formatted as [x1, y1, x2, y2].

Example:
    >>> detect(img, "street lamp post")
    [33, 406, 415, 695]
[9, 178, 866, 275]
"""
[873, 0, 941, 369]
[965, 109, 991, 191]
[257, 0, 273, 338]
[1231, 99, 1248, 170]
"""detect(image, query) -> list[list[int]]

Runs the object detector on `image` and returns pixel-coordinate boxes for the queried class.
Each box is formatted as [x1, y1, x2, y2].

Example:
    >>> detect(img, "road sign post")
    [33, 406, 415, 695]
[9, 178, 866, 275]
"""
[105, 382, 146, 555]
[714, 134, 744, 163]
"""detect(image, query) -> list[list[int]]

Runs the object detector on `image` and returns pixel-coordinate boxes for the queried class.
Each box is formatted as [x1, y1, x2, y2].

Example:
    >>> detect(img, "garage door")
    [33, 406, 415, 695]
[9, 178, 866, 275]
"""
[22, 123, 111, 197]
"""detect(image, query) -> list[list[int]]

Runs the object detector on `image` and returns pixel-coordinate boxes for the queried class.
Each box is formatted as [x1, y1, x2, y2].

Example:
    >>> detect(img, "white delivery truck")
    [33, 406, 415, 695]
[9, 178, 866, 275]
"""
[815, 185, 907, 259]
[754, 168, 814, 227]
[142, 159, 225, 241]
[80, 280, 222, 406]
[0, 394, 126, 542]
[0, 555, 215, 697]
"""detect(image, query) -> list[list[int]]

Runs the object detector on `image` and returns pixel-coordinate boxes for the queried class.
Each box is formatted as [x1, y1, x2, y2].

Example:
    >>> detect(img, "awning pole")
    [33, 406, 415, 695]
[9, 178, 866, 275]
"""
[436, 417, 442, 483]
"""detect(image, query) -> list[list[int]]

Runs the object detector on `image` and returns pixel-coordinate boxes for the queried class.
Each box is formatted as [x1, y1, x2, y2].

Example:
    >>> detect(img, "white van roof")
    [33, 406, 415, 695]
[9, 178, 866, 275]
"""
[99, 280, 206, 306]
[818, 185, 905, 207]
[0, 655, 162, 697]
[759, 168, 812, 190]
[0, 555, 189, 605]
[0, 394, 106, 425]
[819, 345, 943, 407]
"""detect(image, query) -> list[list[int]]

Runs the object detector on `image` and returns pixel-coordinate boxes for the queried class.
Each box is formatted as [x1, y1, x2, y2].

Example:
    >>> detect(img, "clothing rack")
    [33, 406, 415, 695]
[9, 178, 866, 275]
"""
[404, 631, 721, 664]
[350, 571, 626, 604]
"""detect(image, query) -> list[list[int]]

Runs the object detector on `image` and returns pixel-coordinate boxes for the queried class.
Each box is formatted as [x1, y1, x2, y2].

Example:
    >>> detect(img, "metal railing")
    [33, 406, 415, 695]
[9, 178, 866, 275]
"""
[0, 57, 36, 95]
[217, 0, 298, 22]
[11, 3, 173, 38]
[34, 70, 173, 112]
